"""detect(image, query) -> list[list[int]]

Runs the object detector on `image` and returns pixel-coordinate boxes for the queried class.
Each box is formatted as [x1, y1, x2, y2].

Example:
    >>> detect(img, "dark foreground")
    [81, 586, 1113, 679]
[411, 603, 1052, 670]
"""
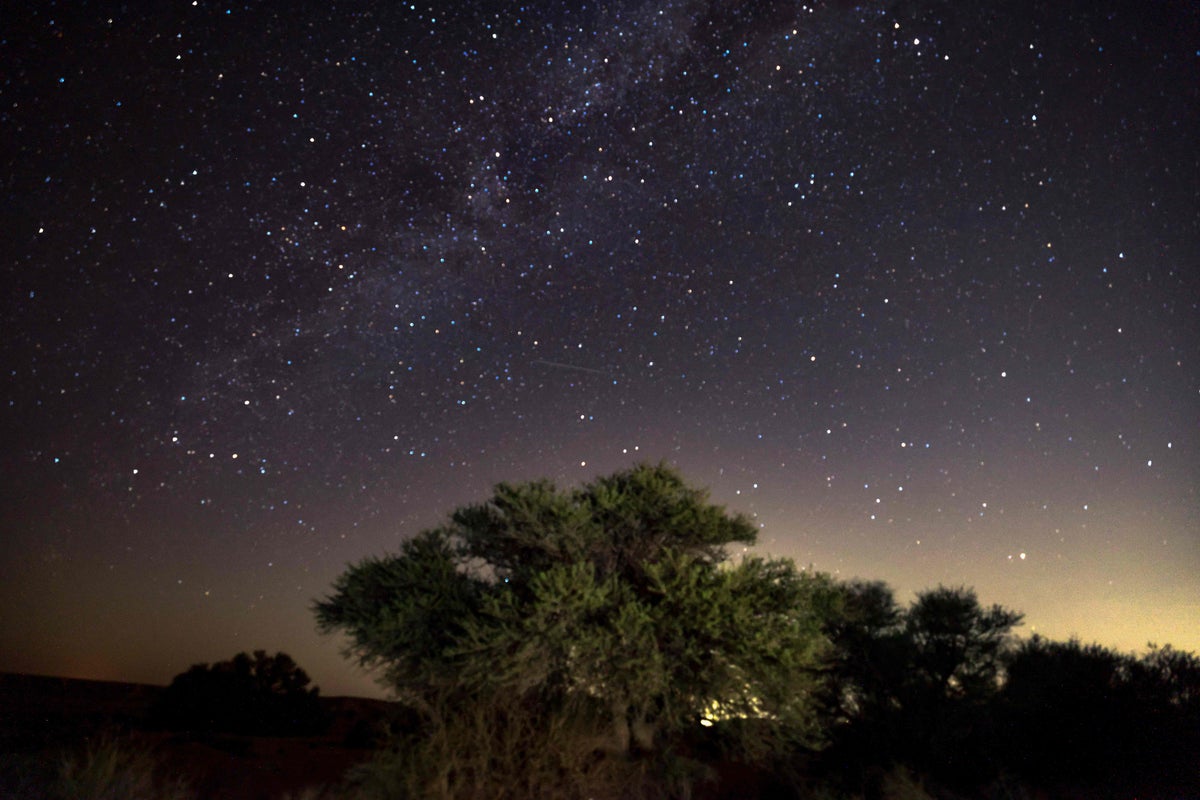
[0, 672, 387, 800]
[2, 672, 1197, 800]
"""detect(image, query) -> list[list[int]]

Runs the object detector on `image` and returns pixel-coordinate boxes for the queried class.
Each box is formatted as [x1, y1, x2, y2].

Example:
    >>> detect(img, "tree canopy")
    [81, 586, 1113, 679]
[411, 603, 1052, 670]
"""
[315, 463, 832, 795]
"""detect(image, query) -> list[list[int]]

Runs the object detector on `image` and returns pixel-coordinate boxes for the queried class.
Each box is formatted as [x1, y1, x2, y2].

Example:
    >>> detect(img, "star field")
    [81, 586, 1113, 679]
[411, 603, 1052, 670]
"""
[2, 0, 1197, 697]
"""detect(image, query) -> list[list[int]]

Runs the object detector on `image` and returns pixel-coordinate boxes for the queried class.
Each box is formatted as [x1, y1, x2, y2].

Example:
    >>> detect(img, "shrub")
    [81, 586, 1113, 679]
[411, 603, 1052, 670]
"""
[54, 735, 194, 800]
[152, 650, 329, 736]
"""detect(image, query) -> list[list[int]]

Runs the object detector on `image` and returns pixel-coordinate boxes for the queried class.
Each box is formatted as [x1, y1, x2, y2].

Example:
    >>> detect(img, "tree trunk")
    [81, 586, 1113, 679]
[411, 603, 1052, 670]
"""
[609, 698, 631, 755]
[631, 713, 657, 751]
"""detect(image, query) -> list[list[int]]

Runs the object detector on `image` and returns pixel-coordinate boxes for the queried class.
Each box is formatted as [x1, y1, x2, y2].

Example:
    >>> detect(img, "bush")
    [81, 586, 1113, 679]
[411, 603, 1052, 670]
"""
[998, 637, 1200, 795]
[54, 735, 194, 800]
[151, 650, 329, 736]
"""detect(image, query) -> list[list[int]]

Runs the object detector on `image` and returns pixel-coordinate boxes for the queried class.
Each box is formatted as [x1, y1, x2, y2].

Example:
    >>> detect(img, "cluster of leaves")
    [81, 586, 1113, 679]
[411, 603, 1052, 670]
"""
[151, 650, 328, 736]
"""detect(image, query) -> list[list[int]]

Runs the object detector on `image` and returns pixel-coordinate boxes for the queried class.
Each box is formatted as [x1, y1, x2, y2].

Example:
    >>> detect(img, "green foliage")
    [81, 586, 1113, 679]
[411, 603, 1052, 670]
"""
[152, 650, 328, 736]
[316, 462, 831, 796]
[314, 531, 484, 705]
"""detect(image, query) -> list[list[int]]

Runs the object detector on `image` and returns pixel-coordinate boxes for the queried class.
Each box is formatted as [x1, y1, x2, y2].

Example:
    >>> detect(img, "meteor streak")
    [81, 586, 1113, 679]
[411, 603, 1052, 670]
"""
[532, 359, 611, 376]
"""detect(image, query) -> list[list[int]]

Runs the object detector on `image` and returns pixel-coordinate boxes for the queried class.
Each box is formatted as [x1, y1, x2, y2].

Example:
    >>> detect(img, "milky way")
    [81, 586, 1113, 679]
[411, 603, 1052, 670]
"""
[2, 0, 1197, 696]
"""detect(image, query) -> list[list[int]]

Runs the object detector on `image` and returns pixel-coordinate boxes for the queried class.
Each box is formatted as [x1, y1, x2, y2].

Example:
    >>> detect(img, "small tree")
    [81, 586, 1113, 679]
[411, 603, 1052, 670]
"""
[316, 463, 833, 797]
[904, 585, 1023, 703]
[899, 586, 1022, 784]
[819, 583, 1022, 791]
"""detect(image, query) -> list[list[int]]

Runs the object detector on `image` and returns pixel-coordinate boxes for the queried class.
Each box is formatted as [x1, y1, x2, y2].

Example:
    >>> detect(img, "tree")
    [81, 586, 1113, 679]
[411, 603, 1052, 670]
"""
[315, 463, 832, 796]
[152, 650, 327, 736]
[897, 586, 1022, 784]
[820, 580, 906, 726]
[817, 583, 1022, 792]
[818, 578, 911, 781]
[904, 585, 1023, 703]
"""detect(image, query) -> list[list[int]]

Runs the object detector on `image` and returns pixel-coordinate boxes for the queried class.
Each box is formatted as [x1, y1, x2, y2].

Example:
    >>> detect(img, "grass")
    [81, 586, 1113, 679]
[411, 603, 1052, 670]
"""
[38, 738, 348, 800]
[53, 734, 195, 800]
[0, 734, 195, 800]
[0, 734, 355, 800]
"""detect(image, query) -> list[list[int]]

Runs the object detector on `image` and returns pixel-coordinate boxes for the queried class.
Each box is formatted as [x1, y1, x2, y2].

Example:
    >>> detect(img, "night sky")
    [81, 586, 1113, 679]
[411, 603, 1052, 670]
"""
[2, 0, 1197, 699]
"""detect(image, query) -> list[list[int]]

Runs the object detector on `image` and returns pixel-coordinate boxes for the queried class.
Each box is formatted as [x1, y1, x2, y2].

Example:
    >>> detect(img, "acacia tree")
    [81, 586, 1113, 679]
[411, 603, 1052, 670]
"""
[900, 586, 1023, 781]
[904, 585, 1023, 703]
[315, 463, 832, 795]
[817, 583, 1023, 791]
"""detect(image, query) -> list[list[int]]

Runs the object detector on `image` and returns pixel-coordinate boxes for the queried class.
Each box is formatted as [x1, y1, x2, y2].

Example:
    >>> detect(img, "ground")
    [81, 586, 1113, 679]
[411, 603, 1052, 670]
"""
[0, 672, 390, 800]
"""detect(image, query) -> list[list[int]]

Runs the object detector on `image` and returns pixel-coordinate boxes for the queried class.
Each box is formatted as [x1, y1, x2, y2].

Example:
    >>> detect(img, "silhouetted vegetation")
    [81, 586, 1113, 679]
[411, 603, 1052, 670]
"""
[5, 471, 1193, 798]
[318, 464, 1200, 799]
[817, 582, 1024, 792]
[53, 734, 195, 800]
[0, 732, 196, 800]
[151, 650, 329, 736]
[993, 637, 1200, 797]
[812, 590, 1200, 798]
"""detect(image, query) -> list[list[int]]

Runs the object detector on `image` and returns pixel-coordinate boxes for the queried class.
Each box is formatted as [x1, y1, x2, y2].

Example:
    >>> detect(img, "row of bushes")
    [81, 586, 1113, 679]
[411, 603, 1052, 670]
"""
[811, 581, 1200, 798]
